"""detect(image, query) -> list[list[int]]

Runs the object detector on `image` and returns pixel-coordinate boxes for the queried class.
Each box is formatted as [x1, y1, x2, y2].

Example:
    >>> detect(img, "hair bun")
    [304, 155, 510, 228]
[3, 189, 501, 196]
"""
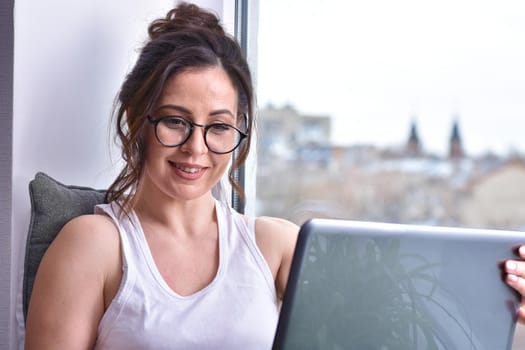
[148, 2, 225, 39]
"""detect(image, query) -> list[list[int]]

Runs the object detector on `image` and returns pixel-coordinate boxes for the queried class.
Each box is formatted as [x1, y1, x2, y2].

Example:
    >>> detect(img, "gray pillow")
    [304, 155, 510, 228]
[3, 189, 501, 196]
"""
[23, 172, 106, 322]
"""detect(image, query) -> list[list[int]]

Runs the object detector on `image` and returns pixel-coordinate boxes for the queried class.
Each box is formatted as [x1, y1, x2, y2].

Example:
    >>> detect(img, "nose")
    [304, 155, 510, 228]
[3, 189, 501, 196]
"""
[180, 125, 208, 155]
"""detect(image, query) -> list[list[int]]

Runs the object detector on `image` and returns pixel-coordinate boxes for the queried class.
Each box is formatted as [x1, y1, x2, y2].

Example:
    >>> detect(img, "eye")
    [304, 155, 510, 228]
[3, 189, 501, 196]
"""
[208, 123, 233, 135]
[162, 116, 188, 130]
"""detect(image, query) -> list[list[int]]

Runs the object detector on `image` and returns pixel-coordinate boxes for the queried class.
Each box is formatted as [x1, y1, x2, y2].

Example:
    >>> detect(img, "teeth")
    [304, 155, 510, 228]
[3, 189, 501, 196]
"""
[176, 164, 201, 173]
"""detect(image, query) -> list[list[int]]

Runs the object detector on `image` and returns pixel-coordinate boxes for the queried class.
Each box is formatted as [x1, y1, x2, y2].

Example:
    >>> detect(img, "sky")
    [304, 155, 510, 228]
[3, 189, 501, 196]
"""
[255, 0, 525, 157]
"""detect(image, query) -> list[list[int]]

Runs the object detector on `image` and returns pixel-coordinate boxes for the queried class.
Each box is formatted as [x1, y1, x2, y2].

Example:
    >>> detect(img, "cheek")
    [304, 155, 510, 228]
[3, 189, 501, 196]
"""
[142, 135, 154, 165]
[143, 127, 156, 151]
[142, 135, 169, 177]
[213, 155, 232, 174]
[143, 128, 165, 159]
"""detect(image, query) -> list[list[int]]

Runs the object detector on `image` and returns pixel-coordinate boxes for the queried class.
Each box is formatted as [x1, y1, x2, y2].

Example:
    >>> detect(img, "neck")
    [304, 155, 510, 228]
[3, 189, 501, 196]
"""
[132, 183, 217, 238]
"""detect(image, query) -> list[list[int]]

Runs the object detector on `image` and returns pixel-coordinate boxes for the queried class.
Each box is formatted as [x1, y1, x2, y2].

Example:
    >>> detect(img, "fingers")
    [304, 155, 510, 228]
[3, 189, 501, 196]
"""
[505, 246, 525, 279]
[506, 260, 525, 280]
[505, 266, 525, 324]
[519, 245, 525, 260]
[505, 246, 525, 324]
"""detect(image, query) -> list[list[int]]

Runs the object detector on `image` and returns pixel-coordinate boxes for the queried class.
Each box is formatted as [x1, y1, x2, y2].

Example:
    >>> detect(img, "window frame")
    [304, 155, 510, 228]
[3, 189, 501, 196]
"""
[232, 0, 258, 216]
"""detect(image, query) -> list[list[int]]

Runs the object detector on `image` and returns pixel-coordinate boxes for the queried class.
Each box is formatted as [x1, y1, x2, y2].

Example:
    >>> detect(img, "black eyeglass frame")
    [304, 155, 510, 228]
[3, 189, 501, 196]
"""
[146, 115, 248, 154]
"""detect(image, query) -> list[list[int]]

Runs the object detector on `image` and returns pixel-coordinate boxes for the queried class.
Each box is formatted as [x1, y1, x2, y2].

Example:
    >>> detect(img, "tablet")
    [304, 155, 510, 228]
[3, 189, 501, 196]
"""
[273, 219, 524, 350]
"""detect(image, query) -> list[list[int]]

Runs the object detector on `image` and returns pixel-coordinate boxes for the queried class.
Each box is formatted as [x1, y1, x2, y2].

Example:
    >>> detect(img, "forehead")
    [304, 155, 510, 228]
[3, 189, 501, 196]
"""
[158, 67, 238, 112]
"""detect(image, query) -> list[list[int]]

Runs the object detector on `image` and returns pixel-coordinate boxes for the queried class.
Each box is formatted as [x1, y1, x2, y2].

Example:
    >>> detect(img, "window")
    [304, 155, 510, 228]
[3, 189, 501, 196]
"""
[253, 0, 525, 230]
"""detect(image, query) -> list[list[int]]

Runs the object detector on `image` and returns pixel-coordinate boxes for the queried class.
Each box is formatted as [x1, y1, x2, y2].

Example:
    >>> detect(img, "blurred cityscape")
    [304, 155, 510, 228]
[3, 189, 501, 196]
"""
[256, 104, 525, 230]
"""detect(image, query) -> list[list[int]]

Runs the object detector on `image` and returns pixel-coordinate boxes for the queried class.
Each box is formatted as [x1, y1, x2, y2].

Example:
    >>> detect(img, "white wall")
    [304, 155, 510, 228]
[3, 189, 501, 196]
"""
[9, 1, 230, 348]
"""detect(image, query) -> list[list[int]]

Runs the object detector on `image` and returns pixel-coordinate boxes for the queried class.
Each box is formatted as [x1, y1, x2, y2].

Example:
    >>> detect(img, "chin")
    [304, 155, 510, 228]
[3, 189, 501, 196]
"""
[168, 186, 211, 202]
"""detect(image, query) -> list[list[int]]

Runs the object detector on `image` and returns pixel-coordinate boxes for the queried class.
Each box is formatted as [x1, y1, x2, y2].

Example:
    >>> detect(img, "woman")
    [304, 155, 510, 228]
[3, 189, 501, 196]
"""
[25, 3, 298, 349]
[25, 2, 525, 349]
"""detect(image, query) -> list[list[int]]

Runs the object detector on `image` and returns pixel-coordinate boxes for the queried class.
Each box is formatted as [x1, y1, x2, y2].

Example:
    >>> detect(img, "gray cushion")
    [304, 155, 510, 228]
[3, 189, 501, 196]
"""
[23, 172, 106, 322]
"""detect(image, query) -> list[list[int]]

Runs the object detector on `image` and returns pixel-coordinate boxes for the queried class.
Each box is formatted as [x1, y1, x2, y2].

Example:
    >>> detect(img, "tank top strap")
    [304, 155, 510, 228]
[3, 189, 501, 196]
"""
[95, 203, 132, 268]
[215, 200, 256, 241]
[245, 215, 257, 240]
[216, 200, 276, 297]
[93, 202, 138, 344]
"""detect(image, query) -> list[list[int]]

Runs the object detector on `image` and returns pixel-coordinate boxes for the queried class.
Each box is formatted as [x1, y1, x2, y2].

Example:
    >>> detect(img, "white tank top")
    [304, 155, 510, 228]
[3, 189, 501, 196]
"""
[93, 200, 279, 350]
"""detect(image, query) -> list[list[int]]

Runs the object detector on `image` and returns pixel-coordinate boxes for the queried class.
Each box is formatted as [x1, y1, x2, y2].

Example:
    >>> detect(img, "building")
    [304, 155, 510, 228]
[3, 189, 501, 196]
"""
[406, 119, 422, 156]
[449, 119, 465, 159]
[460, 158, 525, 229]
[257, 104, 331, 162]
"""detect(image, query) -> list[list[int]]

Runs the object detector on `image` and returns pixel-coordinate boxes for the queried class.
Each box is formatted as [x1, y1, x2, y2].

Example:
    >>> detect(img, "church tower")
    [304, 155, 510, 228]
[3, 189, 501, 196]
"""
[406, 119, 422, 156]
[448, 118, 465, 159]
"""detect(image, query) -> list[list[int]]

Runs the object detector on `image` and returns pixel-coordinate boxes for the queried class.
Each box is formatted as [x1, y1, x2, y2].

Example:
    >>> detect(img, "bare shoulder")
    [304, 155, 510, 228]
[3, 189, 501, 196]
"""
[45, 213, 121, 264]
[255, 216, 300, 238]
[254, 216, 299, 259]
[254, 216, 299, 300]
[61, 212, 117, 235]
[33, 213, 120, 275]
[25, 213, 121, 349]
[55, 213, 119, 246]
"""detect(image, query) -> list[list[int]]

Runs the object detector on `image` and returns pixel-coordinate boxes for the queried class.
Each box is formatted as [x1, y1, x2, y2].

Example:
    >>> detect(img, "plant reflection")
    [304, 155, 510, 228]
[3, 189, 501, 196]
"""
[285, 233, 478, 349]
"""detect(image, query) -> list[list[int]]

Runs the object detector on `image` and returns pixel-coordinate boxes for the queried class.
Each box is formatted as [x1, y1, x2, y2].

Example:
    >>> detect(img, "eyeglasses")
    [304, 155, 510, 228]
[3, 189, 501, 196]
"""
[147, 115, 248, 154]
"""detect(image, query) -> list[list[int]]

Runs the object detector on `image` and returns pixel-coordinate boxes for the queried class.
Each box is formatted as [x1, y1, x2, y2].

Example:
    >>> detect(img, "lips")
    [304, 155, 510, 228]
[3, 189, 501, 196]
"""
[168, 161, 207, 179]
[175, 164, 201, 174]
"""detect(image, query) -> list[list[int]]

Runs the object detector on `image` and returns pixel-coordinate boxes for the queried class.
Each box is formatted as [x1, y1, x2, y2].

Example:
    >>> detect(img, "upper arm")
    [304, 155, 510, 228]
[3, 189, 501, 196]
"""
[25, 214, 120, 350]
[255, 217, 299, 301]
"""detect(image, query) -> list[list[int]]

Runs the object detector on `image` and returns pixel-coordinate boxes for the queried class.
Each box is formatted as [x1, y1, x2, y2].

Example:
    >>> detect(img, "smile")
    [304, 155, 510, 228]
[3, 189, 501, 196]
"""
[169, 161, 205, 175]
[177, 165, 201, 173]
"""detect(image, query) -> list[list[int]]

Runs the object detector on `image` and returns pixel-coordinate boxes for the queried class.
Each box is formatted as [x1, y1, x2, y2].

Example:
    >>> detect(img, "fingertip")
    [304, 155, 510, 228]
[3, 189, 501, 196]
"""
[519, 245, 525, 258]
[506, 260, 518, 272]
[507, 273, 519, 283]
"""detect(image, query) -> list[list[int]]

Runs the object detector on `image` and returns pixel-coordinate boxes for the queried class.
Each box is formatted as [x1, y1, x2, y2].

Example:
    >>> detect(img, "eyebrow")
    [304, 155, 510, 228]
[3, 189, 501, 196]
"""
[157, 104, 235, 119]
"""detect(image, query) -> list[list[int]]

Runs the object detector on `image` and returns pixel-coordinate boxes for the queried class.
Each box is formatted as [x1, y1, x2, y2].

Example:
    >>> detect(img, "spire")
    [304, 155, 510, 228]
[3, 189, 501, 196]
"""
[449, 118, 464, 159]
[406, 118, 421, 156]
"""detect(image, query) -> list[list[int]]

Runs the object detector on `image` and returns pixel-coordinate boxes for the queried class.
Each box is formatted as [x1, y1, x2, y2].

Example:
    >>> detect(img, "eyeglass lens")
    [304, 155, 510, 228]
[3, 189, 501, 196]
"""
[155, 117, 242, 153]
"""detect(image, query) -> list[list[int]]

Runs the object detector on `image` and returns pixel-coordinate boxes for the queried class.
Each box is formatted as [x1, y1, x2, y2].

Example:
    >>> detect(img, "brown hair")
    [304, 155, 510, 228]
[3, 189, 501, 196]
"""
[105, 2, 254, 212]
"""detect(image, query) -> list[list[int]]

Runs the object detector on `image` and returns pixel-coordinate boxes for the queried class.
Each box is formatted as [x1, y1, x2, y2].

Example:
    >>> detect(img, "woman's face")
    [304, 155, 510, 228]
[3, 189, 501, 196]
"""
[142, 66, 239, 202]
